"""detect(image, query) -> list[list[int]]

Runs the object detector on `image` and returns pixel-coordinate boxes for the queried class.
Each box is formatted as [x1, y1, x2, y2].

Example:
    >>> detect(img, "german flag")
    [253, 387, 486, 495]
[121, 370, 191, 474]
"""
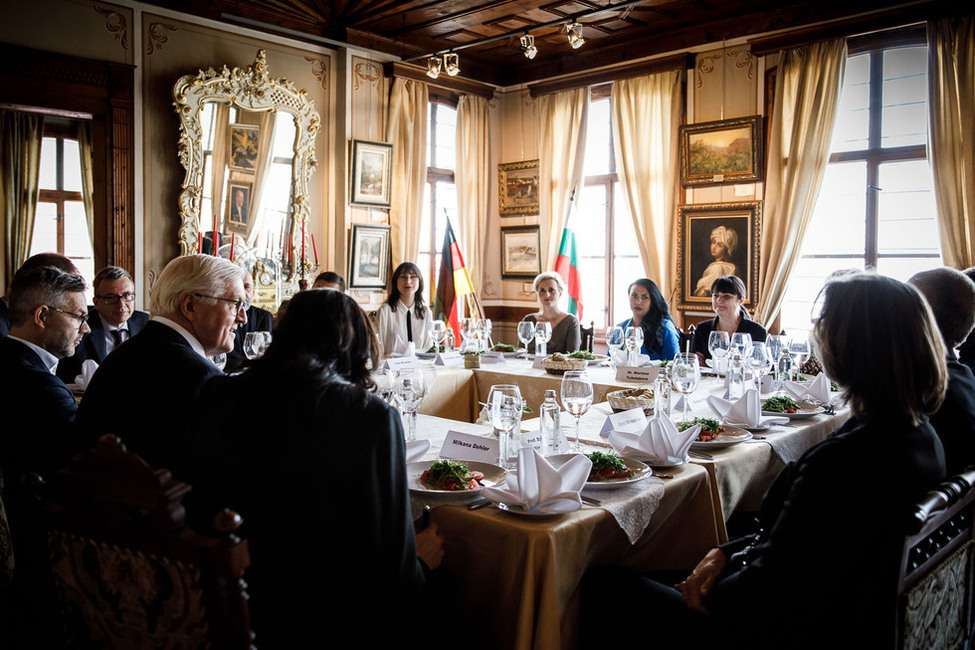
[434, 220, 474, 342]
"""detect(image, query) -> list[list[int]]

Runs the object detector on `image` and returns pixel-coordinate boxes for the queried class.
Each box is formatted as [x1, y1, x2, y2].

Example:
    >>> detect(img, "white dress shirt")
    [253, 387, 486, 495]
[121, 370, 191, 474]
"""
[375, 300, 433, 355]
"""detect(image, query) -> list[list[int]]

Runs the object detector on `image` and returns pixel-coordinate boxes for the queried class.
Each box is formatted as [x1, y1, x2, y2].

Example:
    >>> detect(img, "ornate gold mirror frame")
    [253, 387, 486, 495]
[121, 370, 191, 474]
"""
[173, 50, 320, 287]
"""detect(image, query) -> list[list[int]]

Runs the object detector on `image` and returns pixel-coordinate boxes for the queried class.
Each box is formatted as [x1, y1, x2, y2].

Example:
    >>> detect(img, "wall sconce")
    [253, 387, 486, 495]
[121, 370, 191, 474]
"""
[443, 52, 460, 76]
[566, 22, 585, 49]
[520, 34, 537, 59]
[426, 56, 442, 79]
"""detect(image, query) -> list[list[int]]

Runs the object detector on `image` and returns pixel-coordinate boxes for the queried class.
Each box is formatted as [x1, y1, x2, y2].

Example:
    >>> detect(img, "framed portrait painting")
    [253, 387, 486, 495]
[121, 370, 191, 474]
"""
[676, 201, 762, 311]
[350, 139, 393, 208]
[348, 223, 390, 289]
[680, 115, 764, 187]
[225, 181, 251, 228]
[498, 159, 540, 216]
[501, 225, 542, 278]
[229, 124, 260, 172]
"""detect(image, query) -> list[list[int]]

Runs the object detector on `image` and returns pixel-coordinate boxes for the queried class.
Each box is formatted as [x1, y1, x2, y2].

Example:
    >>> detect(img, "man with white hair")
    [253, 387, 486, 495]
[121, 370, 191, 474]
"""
[78, 254, 247, 474]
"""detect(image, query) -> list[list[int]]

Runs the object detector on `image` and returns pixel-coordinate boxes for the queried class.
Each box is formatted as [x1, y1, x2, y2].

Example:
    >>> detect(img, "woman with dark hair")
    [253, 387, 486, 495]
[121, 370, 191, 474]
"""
[187, 289, 443, 645]
[583, 272, 947, 649]
[616, 278, 679, 360]
[691, 275, 767, 362]
[376, 261, 433, 355]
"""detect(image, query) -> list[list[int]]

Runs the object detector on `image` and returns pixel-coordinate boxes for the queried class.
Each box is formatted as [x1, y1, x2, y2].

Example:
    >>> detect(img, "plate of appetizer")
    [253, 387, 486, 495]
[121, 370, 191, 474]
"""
[761, 395, 825, 419]
[407, 459, 506, 495]
[545, 452, 652, 489]
[489, 343, 527, 357]
[564, 350, 610, 366]
[679, 418, 753, 450]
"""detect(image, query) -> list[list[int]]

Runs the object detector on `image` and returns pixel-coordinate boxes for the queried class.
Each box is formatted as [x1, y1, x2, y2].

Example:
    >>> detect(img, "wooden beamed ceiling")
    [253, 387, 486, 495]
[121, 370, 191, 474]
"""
[151, 0, 962, 86]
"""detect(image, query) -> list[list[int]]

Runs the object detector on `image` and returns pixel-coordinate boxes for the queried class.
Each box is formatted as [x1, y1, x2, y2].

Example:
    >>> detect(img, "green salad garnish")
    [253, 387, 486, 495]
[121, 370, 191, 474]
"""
[492, 343, 516, 352]
[677, 417, 721, 432]
[762, 395, 799, 412]
[568, 350, 597, 360]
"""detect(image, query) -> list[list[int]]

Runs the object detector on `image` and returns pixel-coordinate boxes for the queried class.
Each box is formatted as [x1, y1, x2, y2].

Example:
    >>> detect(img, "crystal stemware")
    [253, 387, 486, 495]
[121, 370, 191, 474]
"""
[708, 331, 730, 378]
[244, 331, 271, 360]
[431, 320, 448, 354]
[560, 370, 593, 452]
[789, 339, 811, 381]
[730, 332, 753, 359]
[747, 342, 773, 392]
[487, 384, 523, 468]
[535, 321, 552, 358]
[671, 352, 701, 423]
[517, 321, 536, 365]
[606, 326, 624, 366]
[393, 368, 425, 442]
[624, 326, 644, 366]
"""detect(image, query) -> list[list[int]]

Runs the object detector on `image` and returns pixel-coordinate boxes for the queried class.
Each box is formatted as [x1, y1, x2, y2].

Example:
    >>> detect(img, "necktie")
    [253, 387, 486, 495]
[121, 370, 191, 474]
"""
[111, 329, 126, 349]
[406, 311, 413, 342]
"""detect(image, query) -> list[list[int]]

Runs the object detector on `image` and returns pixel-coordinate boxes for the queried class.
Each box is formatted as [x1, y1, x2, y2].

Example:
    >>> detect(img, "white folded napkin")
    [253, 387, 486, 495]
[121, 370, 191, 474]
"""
[483, 448, 590, 514]
[73, 359, 99, 389]
[708, 388, 789, 427]
[406, 439, 430, 463]
[783, 373, 831, 403]
[391, 339, 416, 357]
[612, 350, 650, 366]
[608, 414, 699, 465]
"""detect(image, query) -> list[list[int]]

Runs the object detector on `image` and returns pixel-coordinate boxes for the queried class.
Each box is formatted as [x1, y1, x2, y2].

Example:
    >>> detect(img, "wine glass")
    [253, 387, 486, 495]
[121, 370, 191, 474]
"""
[747, 342, 773, 391]
[730, 332, 753, 359]
[431, 320, 447, 354]
[708, 331, 730, 378]
[460, 318, 477, 352]
[243, 331, 271, 360]
[482, 318, 493, 349]
[535, 321, 552, 358]
[606, 326, 625, 366]
[517, 321, 536, 364]
[561, 370, 593, 453]
[671, 352, 701, 423]
[393, 368, 425, 442]
[624, 326, 644, 366]
[475, 319, 489, 353]
[487, 384, 523, 468]
[789, 339, 811, 381]
[373, 368, 395, 403]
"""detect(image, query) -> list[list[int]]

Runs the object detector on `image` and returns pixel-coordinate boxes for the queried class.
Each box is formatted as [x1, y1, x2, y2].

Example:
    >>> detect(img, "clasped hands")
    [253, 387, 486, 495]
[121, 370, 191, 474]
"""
[675, 547, 726, 614]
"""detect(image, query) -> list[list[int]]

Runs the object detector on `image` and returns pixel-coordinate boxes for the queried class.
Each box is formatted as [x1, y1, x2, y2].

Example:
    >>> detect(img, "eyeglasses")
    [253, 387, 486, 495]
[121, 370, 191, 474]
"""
[96, 292, 136, 304]
[48, 306, 89, 330]
[194, 293, 248, 313]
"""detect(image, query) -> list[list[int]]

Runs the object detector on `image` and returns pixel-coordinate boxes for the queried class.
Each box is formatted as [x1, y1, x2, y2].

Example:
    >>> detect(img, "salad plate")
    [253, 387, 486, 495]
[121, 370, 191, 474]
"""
[690, 425, 752, 450]
[407, 460, 506, 496]
[546, 453, 652, 490]
[761, 399, 825, 419]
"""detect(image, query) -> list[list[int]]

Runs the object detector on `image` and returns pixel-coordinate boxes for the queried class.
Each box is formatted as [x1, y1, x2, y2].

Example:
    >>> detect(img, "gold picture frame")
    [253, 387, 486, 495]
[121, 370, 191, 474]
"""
[498, 159, 540, 216]
[680, 116, 764, 187]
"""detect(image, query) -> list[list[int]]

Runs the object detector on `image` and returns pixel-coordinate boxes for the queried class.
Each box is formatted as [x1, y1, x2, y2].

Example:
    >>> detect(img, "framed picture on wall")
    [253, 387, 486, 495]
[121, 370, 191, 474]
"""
[676, 201, 762, 311]
[229, 124, 260, 172]
[501, 225, 542, 278]
[498, 159, 540, 216]
[350, 139, 393, 208]
[679, 115, 764, 187]
[348, 223, 391, 289]
[225, 181, 251, 228]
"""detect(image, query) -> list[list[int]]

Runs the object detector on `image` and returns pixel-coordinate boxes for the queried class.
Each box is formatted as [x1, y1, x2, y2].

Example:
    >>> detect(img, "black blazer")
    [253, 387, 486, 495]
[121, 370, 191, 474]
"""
[56, 308, 149, 382]
[929, 356, 975, 475]
[77, 320, 221, 476]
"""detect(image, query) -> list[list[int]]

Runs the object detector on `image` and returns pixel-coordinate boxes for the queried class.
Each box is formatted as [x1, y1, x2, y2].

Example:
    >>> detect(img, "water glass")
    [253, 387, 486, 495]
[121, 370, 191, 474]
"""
[243, 331, 271, 360]
[606, 326, 624, 366]
[431, 320, 448, 353]
[624, 326, 644, 366]
[671, 352, 701, 423]
[487, 384, 523, 468]
[708, 331, 730, 378]
[789, 339, 811, 380]
[730, 332, 753, 359]
[517, 321, 536, 364]
[535, 321, 552, 358]
[393, 368, 425, 441]
[747, 342, 773, 391]
[560, 370, 593, 452]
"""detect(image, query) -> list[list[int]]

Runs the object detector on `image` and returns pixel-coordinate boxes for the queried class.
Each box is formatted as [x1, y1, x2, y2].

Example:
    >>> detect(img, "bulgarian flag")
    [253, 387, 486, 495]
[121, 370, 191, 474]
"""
[434, 220, 474, 342]
[554, 226, 583, 321]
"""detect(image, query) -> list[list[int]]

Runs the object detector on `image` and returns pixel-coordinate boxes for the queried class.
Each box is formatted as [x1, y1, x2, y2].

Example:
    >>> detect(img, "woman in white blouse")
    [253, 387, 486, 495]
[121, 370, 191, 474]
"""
[375, 262, 433, 355]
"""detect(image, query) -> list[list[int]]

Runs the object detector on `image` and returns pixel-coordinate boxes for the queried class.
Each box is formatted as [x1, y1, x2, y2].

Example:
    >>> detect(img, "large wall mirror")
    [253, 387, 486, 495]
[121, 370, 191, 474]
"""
[173, 50, 320, 310]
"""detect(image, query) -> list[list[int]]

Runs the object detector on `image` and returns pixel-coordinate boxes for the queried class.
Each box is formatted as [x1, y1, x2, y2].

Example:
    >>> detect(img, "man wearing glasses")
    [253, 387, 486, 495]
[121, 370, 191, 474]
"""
[56, 266, 149, 382]
[78, 254, 247, 475]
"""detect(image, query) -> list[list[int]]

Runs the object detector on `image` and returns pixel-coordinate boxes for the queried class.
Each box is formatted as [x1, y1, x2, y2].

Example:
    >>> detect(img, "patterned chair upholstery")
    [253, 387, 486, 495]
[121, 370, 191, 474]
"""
[30, 434, 254, 649]
[896, 467, 975, 650]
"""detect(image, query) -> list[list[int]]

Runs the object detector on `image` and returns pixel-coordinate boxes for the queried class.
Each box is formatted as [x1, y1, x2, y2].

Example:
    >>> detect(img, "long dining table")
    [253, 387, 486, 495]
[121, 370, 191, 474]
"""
[405, 358, 848, 650]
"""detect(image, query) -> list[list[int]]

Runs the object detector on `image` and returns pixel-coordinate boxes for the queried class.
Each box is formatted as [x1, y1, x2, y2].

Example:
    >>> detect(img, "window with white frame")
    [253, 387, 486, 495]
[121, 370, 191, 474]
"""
[418, 96, 458, 302]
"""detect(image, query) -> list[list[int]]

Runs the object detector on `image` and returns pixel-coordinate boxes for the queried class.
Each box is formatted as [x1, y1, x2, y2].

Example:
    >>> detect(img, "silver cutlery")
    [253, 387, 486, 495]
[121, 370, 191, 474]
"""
[581, 495, 601, 506]
[468, 498, 491, 510]
[689, 450, 714, 460]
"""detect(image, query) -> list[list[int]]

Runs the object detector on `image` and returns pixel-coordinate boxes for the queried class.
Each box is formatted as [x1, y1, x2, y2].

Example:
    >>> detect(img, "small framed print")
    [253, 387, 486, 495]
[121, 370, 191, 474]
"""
[349, 223, 391, 289]
[350, 139, 393, 208]
[501, 225, 542, 278]
[680, 116, 764, 187]
[498, 159, 540, 216]
[229, 123, 260, 172]
[226, 181, 252, 227]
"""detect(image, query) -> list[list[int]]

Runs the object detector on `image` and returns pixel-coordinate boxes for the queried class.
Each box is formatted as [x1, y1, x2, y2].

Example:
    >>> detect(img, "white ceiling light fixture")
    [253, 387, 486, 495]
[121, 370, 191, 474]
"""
[443, 52, 460, 76]
[426, 55, 442, 79]
[520, 33, 537, 59]
[566, 22, 585, 49]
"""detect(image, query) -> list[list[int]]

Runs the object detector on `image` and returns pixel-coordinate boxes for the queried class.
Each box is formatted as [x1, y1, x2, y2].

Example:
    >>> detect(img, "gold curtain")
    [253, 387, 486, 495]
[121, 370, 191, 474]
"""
[455, 94, 490, 294]
[539, 88, 589, 271]
[611, 71, 684, 307]
[753, 40, 847, 326]
[928, 15, 975, 270]
[76, 121, 95, 242]
[245, 110, 276, 246]
[386, 78, 429, 267]
[1, 110, 43, 285]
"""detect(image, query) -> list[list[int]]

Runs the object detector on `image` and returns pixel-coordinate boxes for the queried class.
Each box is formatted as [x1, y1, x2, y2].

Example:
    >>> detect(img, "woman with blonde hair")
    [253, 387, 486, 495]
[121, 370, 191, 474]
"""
[521, 270, 580, 354]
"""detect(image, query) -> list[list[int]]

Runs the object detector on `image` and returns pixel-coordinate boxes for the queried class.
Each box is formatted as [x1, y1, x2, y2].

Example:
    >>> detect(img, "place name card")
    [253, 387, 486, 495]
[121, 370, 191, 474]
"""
[440, 431, 498, 464]
[383, 356, 420, 371]
[599, 407, 648, 438]
[481, 351, 507, 364]
[616, 365, 660, 383]
[521, 429, 543, 451]
[532, 356, 546, 369]
[434, 351, 464, 367]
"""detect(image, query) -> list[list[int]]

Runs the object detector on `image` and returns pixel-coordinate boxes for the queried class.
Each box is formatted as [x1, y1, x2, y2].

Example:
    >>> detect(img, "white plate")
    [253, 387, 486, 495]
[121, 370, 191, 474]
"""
[494, 502, 577, 516]
[416, 351, 440, 359]
[546, 453, 652, 489]
[489, 347, 527, 358]
[727, 420, 770, 432]
[643, 455, 687, 469]
[407, 461, 506, 495]
[691, 425, 753, 450]
[761, 400, 825, 419]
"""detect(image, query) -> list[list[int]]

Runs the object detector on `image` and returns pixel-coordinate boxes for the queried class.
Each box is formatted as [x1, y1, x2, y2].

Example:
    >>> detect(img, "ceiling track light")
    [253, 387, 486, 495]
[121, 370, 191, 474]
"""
[443, 52, 460, 76]
[566, 22, 585, 49]
[426, 55, 442, 79]
[520, 34, 537, 60]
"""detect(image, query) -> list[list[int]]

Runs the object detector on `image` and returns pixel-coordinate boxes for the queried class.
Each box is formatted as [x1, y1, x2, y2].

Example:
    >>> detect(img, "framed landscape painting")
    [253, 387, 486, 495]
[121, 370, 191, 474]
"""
[680, 116, 764, 187]
[501, 225, 542, 278]
[498, 159, 540, 216]
[348, 223, 390, 289]
[350, 139, 393, 208]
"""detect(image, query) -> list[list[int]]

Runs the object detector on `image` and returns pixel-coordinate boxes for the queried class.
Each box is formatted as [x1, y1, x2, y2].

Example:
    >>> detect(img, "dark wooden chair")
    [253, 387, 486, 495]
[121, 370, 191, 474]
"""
[27, 434, 255, 649]
[580, 320, 595, 352]
[679, 322, 696, 353]
[896, 467, 975, 650]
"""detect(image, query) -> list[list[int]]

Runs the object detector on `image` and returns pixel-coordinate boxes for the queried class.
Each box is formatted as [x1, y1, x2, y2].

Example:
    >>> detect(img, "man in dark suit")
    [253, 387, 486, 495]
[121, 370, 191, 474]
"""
[225, 272, 273, 373]
[1, 252, 81, 339]
[909, 267, 975, 474]
[56, 266, 149, 383]
[77, 254, 247, 476]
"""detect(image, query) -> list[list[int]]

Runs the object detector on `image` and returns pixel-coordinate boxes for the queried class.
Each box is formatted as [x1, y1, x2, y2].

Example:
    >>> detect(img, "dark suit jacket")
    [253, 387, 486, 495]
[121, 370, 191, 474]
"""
[225, 304, 274, 373]
[76, 320, 221, 476]
[0, 298, 9, 338]
[55, 308, 149, 383]
[929, 356, 975, 475]
[691, 310, 768, 361]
